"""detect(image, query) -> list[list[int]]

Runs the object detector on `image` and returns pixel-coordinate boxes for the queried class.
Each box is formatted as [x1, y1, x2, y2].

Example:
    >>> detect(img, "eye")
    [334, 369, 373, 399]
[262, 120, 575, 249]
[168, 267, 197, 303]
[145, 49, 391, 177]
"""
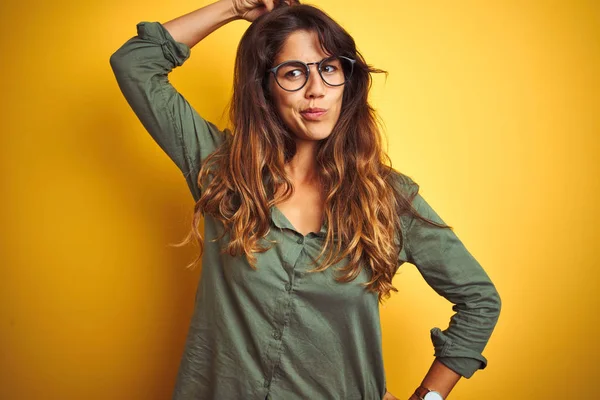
[284, 69, 304, 79]
[277, 61, 308, 81]
[322, 65, 338, 73]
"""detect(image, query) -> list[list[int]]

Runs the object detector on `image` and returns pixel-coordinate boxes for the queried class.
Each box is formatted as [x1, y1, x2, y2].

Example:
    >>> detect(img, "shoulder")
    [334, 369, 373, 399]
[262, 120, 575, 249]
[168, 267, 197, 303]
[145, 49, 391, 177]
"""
[388, 168, 420, 200]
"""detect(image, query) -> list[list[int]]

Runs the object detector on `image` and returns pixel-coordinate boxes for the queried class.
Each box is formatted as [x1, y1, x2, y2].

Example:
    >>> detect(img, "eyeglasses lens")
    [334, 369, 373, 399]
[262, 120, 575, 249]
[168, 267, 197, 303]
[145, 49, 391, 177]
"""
[275, 57, 353, 91]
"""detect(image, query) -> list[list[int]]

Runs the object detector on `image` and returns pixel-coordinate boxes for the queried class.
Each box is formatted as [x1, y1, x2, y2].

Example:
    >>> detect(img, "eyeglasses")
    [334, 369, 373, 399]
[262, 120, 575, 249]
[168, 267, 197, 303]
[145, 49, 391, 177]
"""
[267, 56, 356, 92]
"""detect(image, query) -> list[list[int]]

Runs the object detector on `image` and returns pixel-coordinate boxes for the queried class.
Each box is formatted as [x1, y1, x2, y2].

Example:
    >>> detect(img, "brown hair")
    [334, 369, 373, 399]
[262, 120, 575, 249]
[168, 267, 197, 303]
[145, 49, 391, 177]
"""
[175, 2, 450, 303]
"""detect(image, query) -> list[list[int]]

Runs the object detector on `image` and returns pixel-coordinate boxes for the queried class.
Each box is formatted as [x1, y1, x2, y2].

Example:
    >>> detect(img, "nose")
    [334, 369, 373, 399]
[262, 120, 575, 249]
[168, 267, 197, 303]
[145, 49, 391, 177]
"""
[304, 63, 325, 98]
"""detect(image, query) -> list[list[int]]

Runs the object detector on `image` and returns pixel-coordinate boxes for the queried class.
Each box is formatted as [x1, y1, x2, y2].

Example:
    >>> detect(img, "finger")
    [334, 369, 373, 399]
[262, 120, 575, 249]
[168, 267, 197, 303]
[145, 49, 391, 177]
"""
[263, 0, 275, 12]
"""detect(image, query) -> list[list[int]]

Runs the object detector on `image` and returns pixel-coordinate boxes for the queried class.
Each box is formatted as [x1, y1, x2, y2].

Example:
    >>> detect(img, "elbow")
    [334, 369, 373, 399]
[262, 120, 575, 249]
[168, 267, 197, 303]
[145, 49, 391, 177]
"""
[494, 285, 501, 313]
[109, 50, 124, 75]
[108, 46, 132, 77]
[488, 285, 502, 324]
[470, 282, 502, 327]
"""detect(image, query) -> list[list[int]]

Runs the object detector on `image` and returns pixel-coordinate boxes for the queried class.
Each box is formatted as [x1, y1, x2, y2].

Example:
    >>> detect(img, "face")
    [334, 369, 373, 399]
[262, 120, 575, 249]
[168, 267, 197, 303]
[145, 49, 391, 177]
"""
[269, 30, 345, 142]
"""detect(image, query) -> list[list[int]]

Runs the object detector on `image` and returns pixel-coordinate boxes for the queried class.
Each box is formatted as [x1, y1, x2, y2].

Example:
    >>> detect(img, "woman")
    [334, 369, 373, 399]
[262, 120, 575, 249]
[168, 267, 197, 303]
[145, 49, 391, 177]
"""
[109, 0, 501, 399]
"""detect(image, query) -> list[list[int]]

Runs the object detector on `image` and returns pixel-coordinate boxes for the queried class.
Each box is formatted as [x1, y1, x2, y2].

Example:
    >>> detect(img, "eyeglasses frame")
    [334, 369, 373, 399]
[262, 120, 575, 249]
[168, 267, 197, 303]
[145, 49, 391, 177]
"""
[267, 56, 357, 92]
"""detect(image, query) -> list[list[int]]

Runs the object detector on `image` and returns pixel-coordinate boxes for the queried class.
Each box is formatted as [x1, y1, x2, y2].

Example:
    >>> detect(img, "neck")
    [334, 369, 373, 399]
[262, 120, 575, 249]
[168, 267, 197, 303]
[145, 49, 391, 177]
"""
[286, 139, 320, 185]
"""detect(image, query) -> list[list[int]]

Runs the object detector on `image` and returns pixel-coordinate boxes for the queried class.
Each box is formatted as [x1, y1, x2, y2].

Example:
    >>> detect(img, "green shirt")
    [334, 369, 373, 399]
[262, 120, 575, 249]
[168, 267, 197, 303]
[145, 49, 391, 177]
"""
[109, 21, 501, 400]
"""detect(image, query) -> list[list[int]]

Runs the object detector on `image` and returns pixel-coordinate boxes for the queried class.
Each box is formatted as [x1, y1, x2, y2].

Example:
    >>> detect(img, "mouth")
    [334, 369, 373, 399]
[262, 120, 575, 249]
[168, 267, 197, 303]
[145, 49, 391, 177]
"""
[300, 108, 327, 121]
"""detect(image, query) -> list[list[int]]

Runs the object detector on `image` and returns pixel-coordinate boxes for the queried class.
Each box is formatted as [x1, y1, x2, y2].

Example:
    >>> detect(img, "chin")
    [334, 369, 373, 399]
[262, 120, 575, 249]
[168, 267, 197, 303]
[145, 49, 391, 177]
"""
[299, 124, 335, 138]
[303, 130, 332, 140]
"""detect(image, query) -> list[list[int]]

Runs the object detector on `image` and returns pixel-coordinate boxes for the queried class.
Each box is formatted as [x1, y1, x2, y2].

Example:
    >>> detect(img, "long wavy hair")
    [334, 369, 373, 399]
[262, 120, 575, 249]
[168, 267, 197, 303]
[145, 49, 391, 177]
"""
[174, 1, 450, 303]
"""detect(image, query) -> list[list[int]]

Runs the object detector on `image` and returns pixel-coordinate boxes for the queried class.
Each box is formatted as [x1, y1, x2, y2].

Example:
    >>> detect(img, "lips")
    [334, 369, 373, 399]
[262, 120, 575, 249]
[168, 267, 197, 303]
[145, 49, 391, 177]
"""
[302, 108, 326, 113]
[300, 108, 327, 121]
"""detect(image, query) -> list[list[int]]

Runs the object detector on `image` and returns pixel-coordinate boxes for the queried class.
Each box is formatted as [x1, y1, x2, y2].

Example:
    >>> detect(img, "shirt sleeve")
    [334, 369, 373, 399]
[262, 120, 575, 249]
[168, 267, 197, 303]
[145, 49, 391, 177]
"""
[398, 175, 501, 379]
[109, 21, 230, 202]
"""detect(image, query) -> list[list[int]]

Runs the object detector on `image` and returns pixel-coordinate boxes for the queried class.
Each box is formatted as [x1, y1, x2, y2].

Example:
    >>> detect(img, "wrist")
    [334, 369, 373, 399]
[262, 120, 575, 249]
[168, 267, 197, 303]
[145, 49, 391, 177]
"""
[220, 0, 243, 21]
[413, 385, 445, 400]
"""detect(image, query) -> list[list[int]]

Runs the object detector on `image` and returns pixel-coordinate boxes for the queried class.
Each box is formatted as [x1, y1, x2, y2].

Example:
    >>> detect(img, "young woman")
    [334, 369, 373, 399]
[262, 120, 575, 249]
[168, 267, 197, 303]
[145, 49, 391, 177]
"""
[109, 1, 501, 399]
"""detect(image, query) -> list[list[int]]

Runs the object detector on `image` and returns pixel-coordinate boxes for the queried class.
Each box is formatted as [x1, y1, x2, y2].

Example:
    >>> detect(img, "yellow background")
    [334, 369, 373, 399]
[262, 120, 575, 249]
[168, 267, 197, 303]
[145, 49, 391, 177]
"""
[1, 0, 598, 398]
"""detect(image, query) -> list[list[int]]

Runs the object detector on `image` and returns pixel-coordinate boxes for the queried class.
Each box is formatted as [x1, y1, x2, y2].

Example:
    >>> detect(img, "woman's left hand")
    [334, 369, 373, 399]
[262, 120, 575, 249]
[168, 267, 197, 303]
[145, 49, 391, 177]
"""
[383, 391, 399, 400]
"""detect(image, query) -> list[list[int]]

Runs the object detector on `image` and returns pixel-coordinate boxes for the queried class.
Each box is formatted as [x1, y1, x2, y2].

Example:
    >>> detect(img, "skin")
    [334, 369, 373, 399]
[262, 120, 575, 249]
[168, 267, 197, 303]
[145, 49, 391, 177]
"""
[268, 29, 344, 235]
[269, 29, 344, 185]
[165, 1, 462, 398]
[268, 28, 461, 400]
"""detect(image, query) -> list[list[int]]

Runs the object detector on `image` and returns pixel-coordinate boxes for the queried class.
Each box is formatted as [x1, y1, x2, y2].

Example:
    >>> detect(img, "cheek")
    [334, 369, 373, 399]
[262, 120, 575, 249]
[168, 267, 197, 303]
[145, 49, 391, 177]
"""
[275, 95, 299, 117]
[331, 92, 344, 117]
[270, 93, 287, 118]
[271, 96, 300, 130]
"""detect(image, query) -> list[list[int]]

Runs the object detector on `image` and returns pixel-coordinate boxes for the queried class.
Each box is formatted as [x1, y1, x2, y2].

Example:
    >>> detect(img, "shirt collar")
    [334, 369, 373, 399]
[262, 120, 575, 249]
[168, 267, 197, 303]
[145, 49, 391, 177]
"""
[270, 205, 327, 238]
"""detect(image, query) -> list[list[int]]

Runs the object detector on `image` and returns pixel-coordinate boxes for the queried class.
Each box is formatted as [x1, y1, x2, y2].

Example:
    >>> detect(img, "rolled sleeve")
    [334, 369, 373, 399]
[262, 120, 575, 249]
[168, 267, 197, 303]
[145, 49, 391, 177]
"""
[398, 175, 501, 378]
[109, 21, 229, 202]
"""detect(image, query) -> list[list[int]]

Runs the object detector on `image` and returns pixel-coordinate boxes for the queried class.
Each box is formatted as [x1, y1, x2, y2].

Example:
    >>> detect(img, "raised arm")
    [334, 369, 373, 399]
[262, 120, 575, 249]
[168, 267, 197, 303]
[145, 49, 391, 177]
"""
[108, 0, 251, 201]
[161, 0, 241, 48]
[162, 0, 278, 48]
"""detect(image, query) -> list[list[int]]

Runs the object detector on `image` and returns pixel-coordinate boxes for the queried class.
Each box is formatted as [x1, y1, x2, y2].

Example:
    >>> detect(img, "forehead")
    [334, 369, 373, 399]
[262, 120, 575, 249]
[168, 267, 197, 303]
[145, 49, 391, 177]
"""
[274, 30, 331, 64]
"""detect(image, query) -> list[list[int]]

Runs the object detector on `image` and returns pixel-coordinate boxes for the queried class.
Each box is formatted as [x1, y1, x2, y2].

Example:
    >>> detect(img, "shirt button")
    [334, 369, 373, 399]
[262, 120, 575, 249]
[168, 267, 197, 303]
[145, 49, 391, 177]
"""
[285, 283, 292, 291]
[297, 237, 304, 244]
[273, 330, 282, 340]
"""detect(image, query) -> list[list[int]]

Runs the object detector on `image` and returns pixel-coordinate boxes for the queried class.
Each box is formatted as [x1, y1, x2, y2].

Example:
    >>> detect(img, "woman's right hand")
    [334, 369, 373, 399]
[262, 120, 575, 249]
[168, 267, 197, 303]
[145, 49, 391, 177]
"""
[230, 0, 280, 22]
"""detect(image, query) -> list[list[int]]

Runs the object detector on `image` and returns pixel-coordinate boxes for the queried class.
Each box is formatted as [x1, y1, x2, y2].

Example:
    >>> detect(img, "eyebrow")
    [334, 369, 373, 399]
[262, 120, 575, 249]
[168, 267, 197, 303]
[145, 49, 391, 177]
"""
[274, 56, 332, 65]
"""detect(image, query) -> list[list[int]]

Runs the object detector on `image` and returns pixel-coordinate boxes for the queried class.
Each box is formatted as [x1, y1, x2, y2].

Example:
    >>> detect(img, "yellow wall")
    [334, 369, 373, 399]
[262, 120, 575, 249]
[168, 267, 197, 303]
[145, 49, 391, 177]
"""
[1, 0, 598, 398]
